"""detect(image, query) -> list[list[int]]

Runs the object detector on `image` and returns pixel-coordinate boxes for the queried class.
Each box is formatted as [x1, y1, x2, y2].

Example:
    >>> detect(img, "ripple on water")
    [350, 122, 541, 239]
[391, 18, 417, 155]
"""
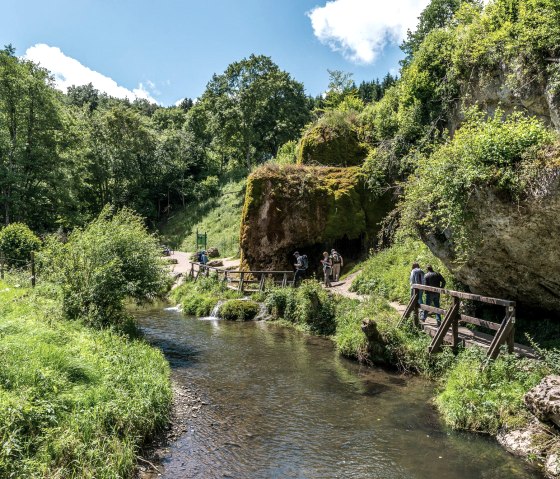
[136, 308, 541, 479]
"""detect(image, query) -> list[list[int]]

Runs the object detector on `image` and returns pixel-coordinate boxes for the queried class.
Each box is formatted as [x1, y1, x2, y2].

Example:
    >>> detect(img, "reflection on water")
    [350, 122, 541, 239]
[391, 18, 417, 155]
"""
[136, 308, 539, 479]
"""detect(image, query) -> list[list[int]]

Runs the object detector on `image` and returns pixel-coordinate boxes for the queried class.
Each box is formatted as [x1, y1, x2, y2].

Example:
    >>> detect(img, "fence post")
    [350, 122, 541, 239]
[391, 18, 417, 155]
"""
[413, 287, 419, 328]
[259, 273, 265, 292]
[451, 297, 460, 350]
[281, 273, 287, 288]
[238, 272, 245, 293]
[31, 252, 36, 288]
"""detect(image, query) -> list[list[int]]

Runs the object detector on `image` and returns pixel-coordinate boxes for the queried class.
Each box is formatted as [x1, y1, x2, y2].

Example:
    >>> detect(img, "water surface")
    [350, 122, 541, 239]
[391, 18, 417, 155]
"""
[137, 308, 539, 479]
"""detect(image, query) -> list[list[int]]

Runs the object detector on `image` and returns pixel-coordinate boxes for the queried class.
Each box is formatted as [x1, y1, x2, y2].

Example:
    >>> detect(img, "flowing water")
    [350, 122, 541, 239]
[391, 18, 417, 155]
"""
[136, 307, 539, 479]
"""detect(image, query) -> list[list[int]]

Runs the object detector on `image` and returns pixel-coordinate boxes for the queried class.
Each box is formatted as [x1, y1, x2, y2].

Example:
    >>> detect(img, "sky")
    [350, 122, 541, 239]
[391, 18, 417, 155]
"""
[1, 0, 430, 105]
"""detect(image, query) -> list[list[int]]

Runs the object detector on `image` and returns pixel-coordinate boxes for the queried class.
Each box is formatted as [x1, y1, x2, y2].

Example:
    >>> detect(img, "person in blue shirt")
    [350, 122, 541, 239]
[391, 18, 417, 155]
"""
[410, 262, 425, 306]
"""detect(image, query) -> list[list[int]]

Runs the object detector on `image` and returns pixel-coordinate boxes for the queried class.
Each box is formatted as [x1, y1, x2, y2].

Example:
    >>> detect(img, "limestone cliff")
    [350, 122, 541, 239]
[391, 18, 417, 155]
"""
[240, 164, 392, 271]
[422, 174, 560, 312]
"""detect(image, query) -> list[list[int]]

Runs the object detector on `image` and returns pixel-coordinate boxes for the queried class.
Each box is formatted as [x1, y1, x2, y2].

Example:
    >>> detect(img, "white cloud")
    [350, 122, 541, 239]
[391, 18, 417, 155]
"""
[24, 44, 158, 103]
[308, 0, 431, 64]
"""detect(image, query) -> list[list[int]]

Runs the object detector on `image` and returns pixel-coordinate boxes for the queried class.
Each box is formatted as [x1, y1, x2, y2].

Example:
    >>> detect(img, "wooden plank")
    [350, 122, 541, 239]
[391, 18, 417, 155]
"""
[399, 292, 419, 327]
[459, 314, 501, 331]
[238, 272, 245, 293]
[411, 284, 515, 307]
[281, 273, 287, 288]
[486, 312, 514, 359]
[428, 301, 460, 354]
[259, 274, 265, 292]
[419, 304, 446, 315]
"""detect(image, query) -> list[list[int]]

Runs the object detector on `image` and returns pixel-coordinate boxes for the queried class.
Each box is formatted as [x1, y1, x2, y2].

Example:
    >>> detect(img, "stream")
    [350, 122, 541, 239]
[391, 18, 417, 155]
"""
[136, 307, 539, 479]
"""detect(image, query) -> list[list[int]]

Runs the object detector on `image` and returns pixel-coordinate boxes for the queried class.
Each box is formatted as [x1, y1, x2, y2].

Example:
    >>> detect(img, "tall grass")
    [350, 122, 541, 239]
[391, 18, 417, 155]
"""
[351, 236, 453, 304]
[171, 276, 241, 316]
[0, 278, 171, 478]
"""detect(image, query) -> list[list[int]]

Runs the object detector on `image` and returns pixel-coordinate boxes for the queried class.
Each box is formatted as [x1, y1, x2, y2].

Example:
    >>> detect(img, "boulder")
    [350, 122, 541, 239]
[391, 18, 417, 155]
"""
[207, 247, 220, 258]
[206, 260, 223, 267]
[546, 452, 560, 479]
[496, 419, 543, 457]
[239, 164, 393, 271]
[525, 376, 560, 428]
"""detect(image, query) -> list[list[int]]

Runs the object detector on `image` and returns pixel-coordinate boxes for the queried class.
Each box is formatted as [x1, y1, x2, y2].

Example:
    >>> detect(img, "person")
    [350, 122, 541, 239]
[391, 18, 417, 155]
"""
[200, 250, 209, 265]
[409, 262, 424, 306]
[330, 249, 344, 282]
[423, 265, 446, 325]
[293, 251, 308, 287]
[321, 251, 332, 287]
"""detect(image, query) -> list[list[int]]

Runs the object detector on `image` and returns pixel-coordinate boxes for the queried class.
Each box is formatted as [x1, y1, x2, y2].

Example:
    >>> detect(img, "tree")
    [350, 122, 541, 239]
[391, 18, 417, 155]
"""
[192, 54, 311, 169]
[0, 47, 67, 228]
[401, 0, 477, 64]
[66, 83, 100, 111]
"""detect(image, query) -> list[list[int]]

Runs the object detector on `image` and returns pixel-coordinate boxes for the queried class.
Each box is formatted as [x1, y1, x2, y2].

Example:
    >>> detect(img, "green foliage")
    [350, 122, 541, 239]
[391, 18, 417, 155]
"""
[0, 278, 171, 478]
[437, 348, 549, 433]
[273, 140, 298, 165]
[264, 280, 336, 335]
[403, 111, 555, 258]
[0, 222, 41, 267]
[39, 207, 168, 327]
[351, 236, 453, 303]
[218, 299, 260, 321]
[171, 276, 240, 316]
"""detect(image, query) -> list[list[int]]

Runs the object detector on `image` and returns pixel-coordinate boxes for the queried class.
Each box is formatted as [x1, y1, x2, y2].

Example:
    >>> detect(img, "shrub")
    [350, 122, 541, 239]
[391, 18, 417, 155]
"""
[39, 206, 169, 327]
[265, 280, 336, 335]
[219, 299, 260, 321]
[403, 110, 556, 259]
[0, 222, 41, 268]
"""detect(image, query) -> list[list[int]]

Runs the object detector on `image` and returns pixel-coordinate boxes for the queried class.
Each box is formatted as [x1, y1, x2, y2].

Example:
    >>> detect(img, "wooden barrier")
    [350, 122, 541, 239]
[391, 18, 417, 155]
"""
[188, 262, 294, 294]
[400, 284, 524, 359]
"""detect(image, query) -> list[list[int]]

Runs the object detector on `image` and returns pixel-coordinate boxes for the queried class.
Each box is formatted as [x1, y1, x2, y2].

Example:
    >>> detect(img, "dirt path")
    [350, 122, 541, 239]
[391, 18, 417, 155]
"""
[326, 270, 367, 301]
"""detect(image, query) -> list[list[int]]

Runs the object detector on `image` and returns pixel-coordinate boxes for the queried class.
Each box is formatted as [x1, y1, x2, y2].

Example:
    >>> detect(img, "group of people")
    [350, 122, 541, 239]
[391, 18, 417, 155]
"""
[196, 250, 209, 265]
[293, 249, 344, 287]
[410, 262, 446, 325]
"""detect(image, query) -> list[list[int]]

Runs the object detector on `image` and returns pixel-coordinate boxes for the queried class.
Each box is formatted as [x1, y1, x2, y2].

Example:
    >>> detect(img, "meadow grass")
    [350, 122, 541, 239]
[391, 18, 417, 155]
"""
[0, 278, 171, 478]
[161, 179, 245, 257]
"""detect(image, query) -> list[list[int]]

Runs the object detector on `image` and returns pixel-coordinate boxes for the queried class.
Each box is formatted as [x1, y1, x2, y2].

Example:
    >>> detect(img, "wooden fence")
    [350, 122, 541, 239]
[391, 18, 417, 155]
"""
[401, 284, 524, 359]
[189, 262, 294, 293]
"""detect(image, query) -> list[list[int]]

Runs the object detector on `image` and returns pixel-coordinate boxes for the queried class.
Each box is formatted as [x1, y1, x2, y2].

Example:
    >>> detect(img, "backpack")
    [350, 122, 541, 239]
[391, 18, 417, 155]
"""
[332, 253, 341, 264]
[300, 254, 308, 270]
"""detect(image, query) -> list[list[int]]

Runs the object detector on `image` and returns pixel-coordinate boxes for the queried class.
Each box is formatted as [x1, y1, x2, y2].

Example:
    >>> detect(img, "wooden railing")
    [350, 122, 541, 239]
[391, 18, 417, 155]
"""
[401, 284, 517, 359]
[188, 262, 294, 293]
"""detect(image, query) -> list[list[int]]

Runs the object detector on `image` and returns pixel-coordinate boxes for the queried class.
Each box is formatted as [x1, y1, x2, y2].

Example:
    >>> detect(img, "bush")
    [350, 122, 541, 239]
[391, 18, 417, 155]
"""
[264, 281, 336, 335]
[0, 222, 41, 268]
[219, 299, 260, 321]
[39, 206, 169, 327]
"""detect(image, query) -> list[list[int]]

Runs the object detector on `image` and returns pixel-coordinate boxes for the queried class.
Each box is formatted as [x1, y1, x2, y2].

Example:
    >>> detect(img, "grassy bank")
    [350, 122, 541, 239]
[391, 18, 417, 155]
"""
[161, 178, 245, 257]
[0, 278, 171, 478]
[170, 277, 242, 316]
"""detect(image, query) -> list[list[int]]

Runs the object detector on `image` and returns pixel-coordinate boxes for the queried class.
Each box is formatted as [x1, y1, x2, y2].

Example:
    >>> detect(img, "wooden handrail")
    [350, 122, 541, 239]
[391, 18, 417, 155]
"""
[189, 262, 293, 275]
[412, 283, 516, 307]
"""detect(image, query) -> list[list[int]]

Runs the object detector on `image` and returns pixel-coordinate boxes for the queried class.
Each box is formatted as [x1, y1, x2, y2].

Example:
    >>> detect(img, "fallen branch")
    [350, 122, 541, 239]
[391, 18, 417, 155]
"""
[136, 455, 162, 474]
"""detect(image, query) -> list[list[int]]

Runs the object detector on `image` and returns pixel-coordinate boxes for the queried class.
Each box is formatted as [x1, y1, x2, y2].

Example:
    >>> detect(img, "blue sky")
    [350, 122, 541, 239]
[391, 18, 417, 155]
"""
[2, 0, 429, 105]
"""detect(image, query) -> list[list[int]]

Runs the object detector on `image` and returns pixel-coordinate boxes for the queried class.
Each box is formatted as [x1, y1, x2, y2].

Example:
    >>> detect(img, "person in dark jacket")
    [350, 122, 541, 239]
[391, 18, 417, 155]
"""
[423, 265, 446, 325]
[409, 262, 424, 305]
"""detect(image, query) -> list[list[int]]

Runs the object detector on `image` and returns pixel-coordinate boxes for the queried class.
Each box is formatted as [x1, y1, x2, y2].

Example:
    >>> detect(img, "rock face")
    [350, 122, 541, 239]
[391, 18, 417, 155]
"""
[450, 63, 560, 134]
[496, 419, 543, 457]
[525, 375, 560, 428]
[423, 183, 560, 312]
[240, 165, 392, 271]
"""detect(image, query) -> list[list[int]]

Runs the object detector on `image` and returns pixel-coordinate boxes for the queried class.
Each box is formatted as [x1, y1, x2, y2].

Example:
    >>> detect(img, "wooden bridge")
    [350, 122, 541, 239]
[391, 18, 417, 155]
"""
[401, 284, 535, 359]
[188, 262, 295, 293]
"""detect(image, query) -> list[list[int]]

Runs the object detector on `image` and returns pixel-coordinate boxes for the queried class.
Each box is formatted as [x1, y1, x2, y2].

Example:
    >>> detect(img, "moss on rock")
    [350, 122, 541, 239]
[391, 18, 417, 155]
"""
[297, 110, 368, 167]
[219, 299, 260, 321]
[240, 164, 393, 271]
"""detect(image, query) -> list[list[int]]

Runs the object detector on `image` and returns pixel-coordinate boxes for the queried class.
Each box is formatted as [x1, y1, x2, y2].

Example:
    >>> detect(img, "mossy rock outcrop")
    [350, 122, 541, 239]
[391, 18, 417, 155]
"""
[240, 164, 392, 271]
[297, 110, 368, 167]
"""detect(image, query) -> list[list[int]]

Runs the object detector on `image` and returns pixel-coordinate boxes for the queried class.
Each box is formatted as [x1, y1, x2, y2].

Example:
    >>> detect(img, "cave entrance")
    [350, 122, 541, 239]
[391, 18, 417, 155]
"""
[286, 234, 367, 278]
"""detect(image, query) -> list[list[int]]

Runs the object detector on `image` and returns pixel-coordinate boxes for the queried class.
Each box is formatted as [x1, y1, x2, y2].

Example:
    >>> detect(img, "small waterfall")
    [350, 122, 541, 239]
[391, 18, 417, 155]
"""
[254, 302, 269, 321]
[200, 300, 225, 320]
